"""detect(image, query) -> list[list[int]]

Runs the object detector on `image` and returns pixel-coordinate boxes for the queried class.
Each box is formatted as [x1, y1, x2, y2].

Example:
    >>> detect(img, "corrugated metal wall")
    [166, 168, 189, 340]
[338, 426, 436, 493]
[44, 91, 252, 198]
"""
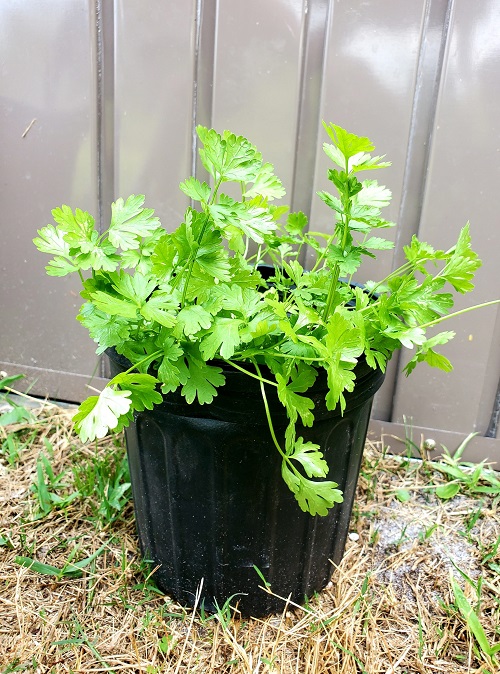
[1, 0, 499, 462]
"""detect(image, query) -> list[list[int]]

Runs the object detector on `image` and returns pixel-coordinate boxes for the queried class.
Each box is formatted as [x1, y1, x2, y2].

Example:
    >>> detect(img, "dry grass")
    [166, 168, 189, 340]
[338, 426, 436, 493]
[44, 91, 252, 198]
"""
[0, 398, 499, 673]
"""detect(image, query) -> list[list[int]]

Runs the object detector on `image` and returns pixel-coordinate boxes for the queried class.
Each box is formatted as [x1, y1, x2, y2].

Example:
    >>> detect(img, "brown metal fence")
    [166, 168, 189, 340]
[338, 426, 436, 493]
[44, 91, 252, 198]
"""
[1, 0, 499, 463]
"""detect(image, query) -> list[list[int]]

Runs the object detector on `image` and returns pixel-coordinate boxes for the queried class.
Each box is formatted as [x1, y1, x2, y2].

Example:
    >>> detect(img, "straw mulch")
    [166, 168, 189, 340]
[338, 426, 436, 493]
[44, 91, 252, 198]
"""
[0, 398, 499, 673]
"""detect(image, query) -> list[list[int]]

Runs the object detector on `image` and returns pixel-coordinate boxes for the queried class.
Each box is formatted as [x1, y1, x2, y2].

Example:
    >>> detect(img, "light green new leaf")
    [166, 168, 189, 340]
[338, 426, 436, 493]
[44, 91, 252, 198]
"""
[353, 180, 392, 209]
[33, 225, 80, 276]
[75, 241, 120, 272]
[108, 195, 161, 250]
[90, 291, 139, 320]
[441, 224, 482, 294]
[73, 387, 132, 442]
[404, 331, 455, 376]
[363, 236, 394, 251]
[286, 211, 309, 235]
[243, 162, 286, 200]
[435, 482, 460, 500]
[322, 122, 375, 160]
[197, 126, 262, 182]
[112, 271, 157, 304]
[276, 374, 314, 427]
[179, 177, 211, 203]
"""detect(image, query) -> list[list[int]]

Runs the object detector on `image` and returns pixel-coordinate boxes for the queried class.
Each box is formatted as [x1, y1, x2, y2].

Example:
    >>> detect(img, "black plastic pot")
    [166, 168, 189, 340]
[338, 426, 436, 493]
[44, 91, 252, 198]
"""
[108, 349, 385, 617]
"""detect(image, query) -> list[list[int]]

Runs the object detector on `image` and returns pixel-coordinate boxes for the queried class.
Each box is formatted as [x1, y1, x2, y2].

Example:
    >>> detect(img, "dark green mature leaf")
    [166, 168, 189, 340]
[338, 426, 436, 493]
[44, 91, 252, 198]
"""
[111, 373, 162, 411]
[141, 291, 178, 328]
[77, 303, 131, 354]
[156, 338, 184, 392]
[199, 316, 243, 360]
[281, 463, 343, 516]
[287, 437, 328, 478]
[181, 357, 225, 405]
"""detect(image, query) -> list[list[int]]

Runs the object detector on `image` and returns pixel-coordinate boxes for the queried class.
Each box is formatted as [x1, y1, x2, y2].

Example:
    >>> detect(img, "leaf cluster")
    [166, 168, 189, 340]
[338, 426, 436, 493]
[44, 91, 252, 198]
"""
[33, 123, 486, 515]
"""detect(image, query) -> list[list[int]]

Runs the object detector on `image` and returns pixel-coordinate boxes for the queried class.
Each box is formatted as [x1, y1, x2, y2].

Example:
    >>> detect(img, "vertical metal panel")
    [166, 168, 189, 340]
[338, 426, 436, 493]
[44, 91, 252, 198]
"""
[0, 0, 105, 400]
[113, 0, 197, 228]
[392, 0, 500, 435]
[211, 0, 305, 197]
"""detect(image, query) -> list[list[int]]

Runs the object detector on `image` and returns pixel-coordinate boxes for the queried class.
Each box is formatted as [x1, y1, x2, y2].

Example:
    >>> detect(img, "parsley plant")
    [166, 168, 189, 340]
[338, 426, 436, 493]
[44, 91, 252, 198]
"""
[34, 123, 495, 516]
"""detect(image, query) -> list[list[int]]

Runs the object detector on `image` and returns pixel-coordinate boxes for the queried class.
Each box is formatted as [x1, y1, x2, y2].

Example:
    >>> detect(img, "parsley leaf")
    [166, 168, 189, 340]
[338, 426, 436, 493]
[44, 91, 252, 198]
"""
[74, 387, 132, 443]
[108, 195, 161, 250]
[181, 357, 225, 405]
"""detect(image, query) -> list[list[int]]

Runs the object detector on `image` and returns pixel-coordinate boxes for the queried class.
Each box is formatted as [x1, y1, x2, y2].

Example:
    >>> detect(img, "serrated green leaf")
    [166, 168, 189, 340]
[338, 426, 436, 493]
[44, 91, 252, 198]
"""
[209, 197, 276, 244]
[353, 180, 392, 209]
[181, 358, 225, 405]
[243, 162, 285, 200]
[141, 291, 178, 328]
[112, 271, 157, 304]
[77, 303, 131, 354]
[108, 195, 161, 250]
[199, 316, 243, 360]
[322, 122, 374, 160]
[288, 437, 328, 478]
[33, 225, 80, 276]
[176, 305, 212, 336]
[197, 126, 262, 182]
[285, 211, 309, 235]
[281, 462, 343, 516]
[179, 177, 211, 202]
[276, 374, 314, 427]
[111, 373, 162, 411]
[327, 245, 362, 276]
[151, 234, 177, 279]
[363, 236, 394, 251]
[90, 291, 139, 319]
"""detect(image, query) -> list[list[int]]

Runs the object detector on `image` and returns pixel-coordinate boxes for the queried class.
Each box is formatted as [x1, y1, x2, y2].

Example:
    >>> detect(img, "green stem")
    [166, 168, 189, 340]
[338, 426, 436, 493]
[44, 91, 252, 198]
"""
[252, 360, 286, 460]
[223, 360, 278, 387]
[418, 300, 500, 330]
[179, 176, 223, 307]
[112, 349, 163, 379]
